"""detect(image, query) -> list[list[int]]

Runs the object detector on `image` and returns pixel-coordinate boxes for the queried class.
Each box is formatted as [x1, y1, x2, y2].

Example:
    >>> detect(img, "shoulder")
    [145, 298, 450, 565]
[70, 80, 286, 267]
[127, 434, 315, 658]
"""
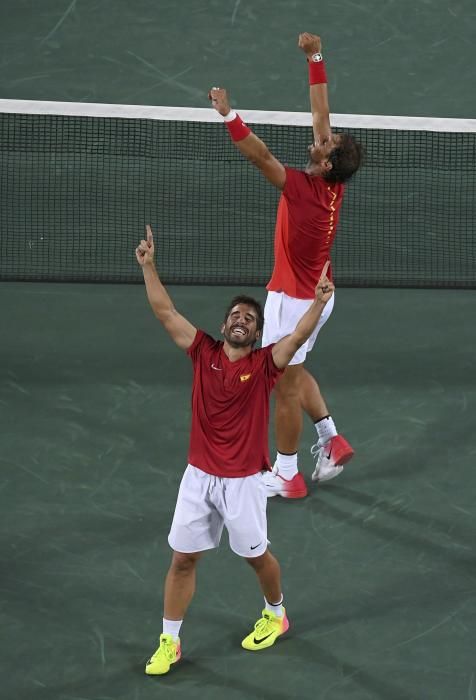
[187, 330, 219, 357]
[283, 167, 313, 200]
[247, 345, 267, 366]
[252, 344, 284, 375]
[284, 166, 308, 185]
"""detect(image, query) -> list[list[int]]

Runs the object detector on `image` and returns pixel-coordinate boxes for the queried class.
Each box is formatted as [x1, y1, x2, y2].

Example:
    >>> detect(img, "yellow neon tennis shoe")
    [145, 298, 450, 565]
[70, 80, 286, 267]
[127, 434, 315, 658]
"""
[145, 633, 181, 675]
[241, 608, 289, 651]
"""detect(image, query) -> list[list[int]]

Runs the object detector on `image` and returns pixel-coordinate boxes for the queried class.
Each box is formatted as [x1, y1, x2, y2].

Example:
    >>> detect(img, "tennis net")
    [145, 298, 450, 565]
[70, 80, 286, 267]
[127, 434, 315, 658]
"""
[1, 100, 475, 287]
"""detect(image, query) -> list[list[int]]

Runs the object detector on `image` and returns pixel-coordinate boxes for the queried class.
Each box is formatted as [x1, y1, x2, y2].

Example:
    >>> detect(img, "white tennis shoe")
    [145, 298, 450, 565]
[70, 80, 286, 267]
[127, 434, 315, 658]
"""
[311, 435, 354, 482]
[262, 466, 308, 498]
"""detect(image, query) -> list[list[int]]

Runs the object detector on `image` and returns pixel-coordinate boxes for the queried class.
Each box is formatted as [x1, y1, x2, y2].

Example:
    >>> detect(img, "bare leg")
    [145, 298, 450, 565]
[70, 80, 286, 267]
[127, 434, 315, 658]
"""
[299, 366, 329, 422]
[274, 364, 304, 454]
[163, 550, 202, 620]
[246, 549, 282, 604]
[275, 365, 330, 452]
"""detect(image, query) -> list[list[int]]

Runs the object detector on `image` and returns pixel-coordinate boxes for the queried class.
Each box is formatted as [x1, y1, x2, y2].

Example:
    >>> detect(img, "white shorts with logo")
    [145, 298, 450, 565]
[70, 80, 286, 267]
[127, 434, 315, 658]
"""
[262, 290, 335, 365]
[168, 465, 268, 558]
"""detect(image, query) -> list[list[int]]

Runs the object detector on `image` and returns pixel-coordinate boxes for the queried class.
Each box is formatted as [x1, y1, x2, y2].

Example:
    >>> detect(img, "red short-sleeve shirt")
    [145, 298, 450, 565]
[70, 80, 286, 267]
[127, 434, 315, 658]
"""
[267, 167, 345, 299]
[186, 330, 284, 477]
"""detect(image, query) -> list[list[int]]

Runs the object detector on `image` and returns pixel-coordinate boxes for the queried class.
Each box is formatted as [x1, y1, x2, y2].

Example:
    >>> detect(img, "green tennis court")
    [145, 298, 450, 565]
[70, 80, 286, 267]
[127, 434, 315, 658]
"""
[2, 283, 475, 699]
[1, 1, 476, 699]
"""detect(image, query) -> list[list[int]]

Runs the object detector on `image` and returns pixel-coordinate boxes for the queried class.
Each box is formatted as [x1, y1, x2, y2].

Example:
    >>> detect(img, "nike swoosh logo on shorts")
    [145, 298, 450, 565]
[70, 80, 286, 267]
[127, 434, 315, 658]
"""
[250, 543, 261, 550]
[211, 364, 223, 371]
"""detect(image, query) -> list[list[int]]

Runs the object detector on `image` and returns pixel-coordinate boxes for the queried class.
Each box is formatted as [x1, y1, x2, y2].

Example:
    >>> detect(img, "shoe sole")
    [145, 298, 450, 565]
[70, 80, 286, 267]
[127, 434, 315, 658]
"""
[316, 466, 344, 483]
[145, 649, 181, 675]
[265, 486, 308, 499]
[281, 488, 308, 498]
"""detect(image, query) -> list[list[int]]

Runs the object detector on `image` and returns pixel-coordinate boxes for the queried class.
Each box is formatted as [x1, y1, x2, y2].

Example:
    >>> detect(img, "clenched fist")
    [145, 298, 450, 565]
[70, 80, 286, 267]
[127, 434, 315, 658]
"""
[298, 32, 322, 57]
[209, 87, 231, 117]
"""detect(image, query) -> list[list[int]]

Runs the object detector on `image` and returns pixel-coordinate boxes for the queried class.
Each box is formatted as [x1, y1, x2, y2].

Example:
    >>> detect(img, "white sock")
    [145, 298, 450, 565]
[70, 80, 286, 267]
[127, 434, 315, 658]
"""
[315, 416, 337, 446]
[275, 452, 298, 479]
[265, 595, 284, 617]
[162, 617, 183, 641]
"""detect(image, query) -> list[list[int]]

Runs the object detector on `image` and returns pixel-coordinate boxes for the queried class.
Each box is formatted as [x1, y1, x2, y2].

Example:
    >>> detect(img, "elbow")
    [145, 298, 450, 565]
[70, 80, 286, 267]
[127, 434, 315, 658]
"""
[292, 332, 307, 351]
[249, 153, 265, 168]
[152, 305, 175, 323]
[289, 337, 303, 356]
[249, 148, 271, 168]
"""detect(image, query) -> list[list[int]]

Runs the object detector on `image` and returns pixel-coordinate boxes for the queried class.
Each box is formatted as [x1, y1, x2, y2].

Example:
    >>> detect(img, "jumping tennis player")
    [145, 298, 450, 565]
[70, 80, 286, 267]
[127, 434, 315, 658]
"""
[136, 225, 334, 674]
[209, 32, 363, 498]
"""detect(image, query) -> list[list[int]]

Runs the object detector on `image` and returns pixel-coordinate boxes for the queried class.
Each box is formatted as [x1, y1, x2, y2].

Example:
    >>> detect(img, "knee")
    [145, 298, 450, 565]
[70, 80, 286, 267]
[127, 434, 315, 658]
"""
[245, 551, 268, 571]
[170, 551, 201, 575]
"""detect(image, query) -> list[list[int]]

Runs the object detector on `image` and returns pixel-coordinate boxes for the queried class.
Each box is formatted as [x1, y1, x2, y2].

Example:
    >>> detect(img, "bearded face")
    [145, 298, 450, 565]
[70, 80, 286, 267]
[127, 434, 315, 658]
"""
[222, 304, 260, 349]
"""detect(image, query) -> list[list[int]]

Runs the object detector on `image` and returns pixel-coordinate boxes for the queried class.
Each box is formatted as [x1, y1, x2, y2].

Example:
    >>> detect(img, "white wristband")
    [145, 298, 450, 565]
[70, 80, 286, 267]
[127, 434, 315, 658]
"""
[223, 110, 237, 122]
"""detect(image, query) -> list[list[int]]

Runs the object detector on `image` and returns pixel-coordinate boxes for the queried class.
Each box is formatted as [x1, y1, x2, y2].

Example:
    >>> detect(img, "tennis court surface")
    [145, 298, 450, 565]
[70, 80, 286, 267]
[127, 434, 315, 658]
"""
[1, 2, 476, 692]
[2, 280, 475, 700]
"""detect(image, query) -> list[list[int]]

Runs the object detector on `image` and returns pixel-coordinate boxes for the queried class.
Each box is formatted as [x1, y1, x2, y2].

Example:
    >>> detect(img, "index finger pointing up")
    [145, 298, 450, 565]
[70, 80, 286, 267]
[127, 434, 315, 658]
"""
[319, 260, 330, 282]
[146, 224, 154, 244]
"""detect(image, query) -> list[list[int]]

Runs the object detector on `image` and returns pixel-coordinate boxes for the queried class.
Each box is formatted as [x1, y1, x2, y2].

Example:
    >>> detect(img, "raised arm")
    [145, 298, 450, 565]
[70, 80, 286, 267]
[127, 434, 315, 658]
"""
[298, 32, 332, 147]
[136, 225, 197, 351]
[209, 87, 286, 191]
[271, 262, 335, 369]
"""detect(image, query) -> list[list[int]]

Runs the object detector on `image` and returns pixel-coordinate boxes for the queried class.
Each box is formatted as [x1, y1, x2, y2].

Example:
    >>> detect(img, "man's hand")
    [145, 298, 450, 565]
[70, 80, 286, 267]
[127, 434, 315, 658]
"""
[298, 32, 322, 58]
[209, 87, 231, 117]
[271, 260, 334, 369]
[315, 261, 335, 304]
[136, 224, 155, 266]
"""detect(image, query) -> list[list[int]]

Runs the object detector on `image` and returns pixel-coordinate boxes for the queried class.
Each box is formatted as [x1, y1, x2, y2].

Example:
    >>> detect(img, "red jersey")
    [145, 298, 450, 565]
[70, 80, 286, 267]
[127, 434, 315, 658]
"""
[187, 330, 284, 477]
[267, 166, 345, 299]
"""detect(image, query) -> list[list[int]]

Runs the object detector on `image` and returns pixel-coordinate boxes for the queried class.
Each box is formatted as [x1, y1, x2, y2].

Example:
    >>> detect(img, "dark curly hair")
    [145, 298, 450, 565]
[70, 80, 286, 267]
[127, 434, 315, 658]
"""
[324, 133, 363, 184]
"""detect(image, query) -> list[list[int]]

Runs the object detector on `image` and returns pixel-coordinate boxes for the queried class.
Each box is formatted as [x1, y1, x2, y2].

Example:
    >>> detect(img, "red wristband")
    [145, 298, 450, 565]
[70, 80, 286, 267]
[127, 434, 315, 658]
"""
[225, 113, 251, 142]
[308, 58, 327, 85]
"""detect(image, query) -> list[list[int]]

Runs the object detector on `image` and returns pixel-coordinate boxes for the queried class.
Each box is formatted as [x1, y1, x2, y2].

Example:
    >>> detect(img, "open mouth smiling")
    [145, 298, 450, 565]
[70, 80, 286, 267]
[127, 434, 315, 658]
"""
[231, 325, 247, 337]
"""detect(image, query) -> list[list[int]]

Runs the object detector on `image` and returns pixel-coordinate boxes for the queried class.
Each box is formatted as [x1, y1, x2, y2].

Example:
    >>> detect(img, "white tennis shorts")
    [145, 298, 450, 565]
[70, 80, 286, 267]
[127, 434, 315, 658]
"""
[168, 465, 268, 558]
[262, 290, 335, 365]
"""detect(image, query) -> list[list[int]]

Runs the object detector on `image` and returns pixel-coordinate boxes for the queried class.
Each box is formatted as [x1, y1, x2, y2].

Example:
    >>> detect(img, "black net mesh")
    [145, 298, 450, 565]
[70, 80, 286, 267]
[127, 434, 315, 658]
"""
[1, 111, 475, 287]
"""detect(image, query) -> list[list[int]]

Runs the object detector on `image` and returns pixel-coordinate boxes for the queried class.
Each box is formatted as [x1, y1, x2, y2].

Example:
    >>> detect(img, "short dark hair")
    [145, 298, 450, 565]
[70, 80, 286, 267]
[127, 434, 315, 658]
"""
[324, 133, 363, 184]
[223, 295, 264, 333]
